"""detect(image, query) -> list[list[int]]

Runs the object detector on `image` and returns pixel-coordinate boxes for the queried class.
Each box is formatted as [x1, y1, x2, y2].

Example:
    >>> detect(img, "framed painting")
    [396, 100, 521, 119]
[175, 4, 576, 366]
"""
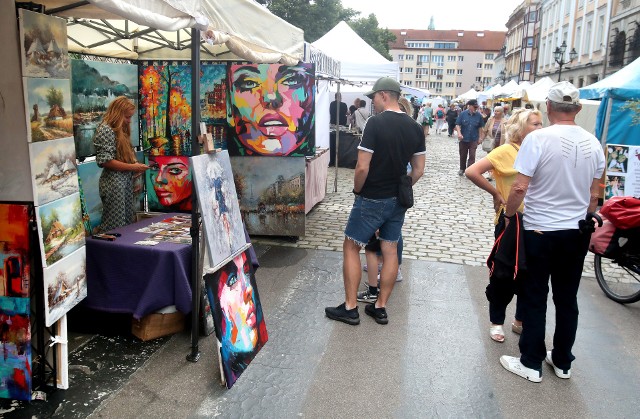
[204, 250, 268, 389]
[24, 77, 73, 142]
[19, 9, 70, 78]
[145, 155, 192, 212]
[29, 136, 79, 206]
[230, 156, 306, 236]
[0, 297, 31, 401]
[226, 63, 315, 157]
[42, 247, 86, 327]
[200, 64, 228, 150]
[0, 204, 31, 298]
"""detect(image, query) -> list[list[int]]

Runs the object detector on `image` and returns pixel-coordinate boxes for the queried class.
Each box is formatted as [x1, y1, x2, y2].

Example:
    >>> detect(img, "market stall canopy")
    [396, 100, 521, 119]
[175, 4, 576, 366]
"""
[36, 0, 304, 64]
[311, 21, 399, 82]
[493, 80, 520, 99]
[456, 88, 479, 101]
[401, 85, 431, 101]
[580, 57, 640, 100]
[524, 77, 556, 102]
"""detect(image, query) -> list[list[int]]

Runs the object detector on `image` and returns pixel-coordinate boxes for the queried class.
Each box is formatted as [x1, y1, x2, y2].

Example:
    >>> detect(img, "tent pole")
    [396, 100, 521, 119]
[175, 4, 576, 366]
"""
[333, 82, 341, 192]
[187, 27, 201, 363]
[601, 98, 613, 147]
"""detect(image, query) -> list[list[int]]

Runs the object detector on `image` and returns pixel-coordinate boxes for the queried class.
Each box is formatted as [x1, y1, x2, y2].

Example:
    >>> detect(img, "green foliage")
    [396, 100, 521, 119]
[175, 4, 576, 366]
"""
[46, 86, 64, 108]
[349, 15, 396, 61]
[621, 100, 640, 126]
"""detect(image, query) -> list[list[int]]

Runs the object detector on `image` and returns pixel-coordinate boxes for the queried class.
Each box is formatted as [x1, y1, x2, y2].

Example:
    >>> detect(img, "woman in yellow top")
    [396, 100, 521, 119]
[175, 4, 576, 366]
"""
[465, 108, 543, 343]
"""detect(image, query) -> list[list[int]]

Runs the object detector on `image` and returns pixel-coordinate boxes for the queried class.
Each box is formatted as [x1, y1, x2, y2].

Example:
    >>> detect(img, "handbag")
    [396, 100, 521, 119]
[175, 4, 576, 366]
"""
[398, 175, 414, 208]
[482, 136, 494, 153]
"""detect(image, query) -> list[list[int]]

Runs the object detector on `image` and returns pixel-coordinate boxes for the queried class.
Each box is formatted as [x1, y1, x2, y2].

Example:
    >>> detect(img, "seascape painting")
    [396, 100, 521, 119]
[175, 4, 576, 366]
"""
[230, 156, 305, 236]
[29, 136, 79, 206]
[0, 297, 31, 401]
[24, 77, 73, 142]
[191, 151, 247, 270]
[36, 192, 86, 268]
[204, 250, 268, 389]
[200, 64, 228, 150]
[146, 155, 192, 212]
[0, 204, 31, 298]
[227, 63, 315, 157]
[71, 59, 139, 158]
[19, 9, 70, 78]
[43, 247, 86, 327]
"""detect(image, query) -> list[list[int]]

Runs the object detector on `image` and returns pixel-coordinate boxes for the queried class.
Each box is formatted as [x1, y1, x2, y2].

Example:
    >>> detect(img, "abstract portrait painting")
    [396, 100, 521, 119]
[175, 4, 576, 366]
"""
[0, 204, 31, 298]
[19, 9, 70, 78]
[42, 247, 86, 327]
[230, 156, 306, 236]
[29, 136, 79, 206]
[0, 297, 31, 401]
[36, 192, 86, 267]
[146, 155, 193, 212]
[191, 151, 247, 270]
[227, 63, 315, 157]
[24, 77, 73, 142]
[204, 250, 268, 389]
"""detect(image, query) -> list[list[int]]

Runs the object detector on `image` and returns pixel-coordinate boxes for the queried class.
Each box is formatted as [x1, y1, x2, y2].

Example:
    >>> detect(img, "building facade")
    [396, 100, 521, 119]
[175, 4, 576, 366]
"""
[605, 0, 640, 76]
[504, 0, 541, 82]
[388, 30, 506, 101]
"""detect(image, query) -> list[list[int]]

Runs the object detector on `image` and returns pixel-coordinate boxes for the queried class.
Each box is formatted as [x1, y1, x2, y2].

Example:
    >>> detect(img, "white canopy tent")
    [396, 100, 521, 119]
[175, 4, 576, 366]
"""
[456, 88, 479, 101]
[524, 77, 556, 102]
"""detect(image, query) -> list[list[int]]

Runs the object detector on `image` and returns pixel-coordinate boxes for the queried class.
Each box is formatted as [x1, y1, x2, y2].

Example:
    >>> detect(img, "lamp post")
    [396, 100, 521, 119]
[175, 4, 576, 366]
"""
[499, 70, 506, 83]
[553, 41, 578, 82]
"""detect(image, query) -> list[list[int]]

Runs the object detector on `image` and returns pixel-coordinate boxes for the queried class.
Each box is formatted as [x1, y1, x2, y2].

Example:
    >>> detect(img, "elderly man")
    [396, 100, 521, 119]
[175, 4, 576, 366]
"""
[455, 99, 486, 176]
[324, 77, 426, 325]
[499, 81, 605, 382]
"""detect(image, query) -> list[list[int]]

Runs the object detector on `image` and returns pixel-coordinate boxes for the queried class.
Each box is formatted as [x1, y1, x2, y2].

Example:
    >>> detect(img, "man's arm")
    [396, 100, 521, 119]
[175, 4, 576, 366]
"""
[588, 178, 601, 213]
[353, 150, 373, 193]
[505, 173, 531, 217]
[409, 153, 426, 185]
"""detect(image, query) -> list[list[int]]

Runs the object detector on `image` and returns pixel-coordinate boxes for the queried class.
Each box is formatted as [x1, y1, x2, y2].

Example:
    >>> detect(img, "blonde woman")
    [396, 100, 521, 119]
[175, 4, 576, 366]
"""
[465, 108, 543, 343]
[94, 97, 149, 232]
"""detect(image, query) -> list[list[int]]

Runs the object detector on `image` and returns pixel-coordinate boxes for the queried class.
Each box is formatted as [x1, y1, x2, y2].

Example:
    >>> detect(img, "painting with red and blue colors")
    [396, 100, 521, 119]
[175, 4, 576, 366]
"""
[0, 297, 31, 401]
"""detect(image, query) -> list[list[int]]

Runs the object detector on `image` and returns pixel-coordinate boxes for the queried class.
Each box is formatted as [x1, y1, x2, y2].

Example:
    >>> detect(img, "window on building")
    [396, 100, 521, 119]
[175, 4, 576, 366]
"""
[456, 82, 462, 88]
[446, 69, 455, 75]
[398, 54, 404, 60]
[475, 76, 482, 82]
[526, 37, 534, 47]
[448, 55, 456, 61]
[458, 56, 464, 61]
[399, 67, 403, 73]
[446, 82, 454, 87]
[417, 54, 429, 64]
[528, 10, 537, 22]
[485, 53, 494, 60]
[405, 67, 414, 73]
[434, 42, 456, 49]
[476, 63, 483, 69]
[430, 69, 443, 75]
[595, 14, 605, 51]
[585, 20, 592, 52]
[484, 63, 493, 70]
[457, 69, 463, 75]
[432, 55, 444, 62]
[483, 77, 492, 84]
[524, 62, 531, 72]
[403, 80, 413, 86]
[564, 0, 570, 15]
[406, 54, 415, 60]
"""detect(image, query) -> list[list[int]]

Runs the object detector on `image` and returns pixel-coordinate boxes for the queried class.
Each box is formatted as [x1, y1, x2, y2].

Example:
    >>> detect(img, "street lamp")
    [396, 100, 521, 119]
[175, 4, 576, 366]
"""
[553, 41, 578, 82]
[499, 70, 506, 83]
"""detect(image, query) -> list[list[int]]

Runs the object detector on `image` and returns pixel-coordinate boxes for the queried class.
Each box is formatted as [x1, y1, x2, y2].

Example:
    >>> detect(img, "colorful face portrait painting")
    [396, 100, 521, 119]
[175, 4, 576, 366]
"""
[28, 136, 79, 206]
[0, 204, 31, 298]
[191, 151, 247, 269]
[145, 155, 192, 212]
[227, 63, 315, 157]
[36, 192, 86, 268]
[71, 59, 139, 158]
[0, 297, 31, 401]
[204, 250, 267, 389]
[19, 9, 70, 79]
[230, 156, 306, 236]
[24, 77, 73, 142]
[43, 247, 86, 327]
[140, 64, 193, 157]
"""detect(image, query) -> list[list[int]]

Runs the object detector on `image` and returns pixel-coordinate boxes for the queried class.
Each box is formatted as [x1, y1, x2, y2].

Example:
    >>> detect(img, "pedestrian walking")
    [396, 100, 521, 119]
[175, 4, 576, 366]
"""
[499, 82, 605, 382]
[455, 99, 486, 176]
[445, 103, 458, 137]
[434, 104, 446, 135]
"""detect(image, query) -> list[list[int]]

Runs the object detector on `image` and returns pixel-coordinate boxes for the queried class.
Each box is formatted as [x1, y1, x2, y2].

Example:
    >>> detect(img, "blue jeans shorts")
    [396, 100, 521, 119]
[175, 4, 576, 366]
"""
[344, 195, 406, 247]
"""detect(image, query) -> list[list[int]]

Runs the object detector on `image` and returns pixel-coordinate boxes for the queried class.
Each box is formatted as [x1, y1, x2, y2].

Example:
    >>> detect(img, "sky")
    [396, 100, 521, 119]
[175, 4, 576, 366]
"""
[340, 0, 524, 32]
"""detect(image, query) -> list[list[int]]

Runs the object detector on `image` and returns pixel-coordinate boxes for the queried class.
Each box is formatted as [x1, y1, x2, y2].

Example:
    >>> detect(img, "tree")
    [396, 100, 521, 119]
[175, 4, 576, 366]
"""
[349, 15, 396, 61]
[46, 86, 63, 108]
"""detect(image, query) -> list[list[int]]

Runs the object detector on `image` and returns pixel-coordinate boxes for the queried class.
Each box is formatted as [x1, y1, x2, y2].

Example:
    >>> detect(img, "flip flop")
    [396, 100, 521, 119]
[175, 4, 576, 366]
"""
[490, 325, 505, 342]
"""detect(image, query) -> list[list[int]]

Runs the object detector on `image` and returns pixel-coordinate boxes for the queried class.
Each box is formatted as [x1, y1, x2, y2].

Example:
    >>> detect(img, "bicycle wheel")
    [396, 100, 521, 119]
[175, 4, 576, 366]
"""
[594, 254, 640, 304]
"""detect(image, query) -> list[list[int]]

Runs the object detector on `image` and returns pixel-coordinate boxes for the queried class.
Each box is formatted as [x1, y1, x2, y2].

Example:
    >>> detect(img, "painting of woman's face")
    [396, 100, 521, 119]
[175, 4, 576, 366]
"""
[148, 156, 192, 210]
[228, 63, 315, 156]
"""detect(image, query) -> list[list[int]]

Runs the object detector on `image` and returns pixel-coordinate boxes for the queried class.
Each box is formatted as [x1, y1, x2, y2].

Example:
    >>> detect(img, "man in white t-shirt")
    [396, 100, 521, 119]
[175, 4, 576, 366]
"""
[499, 81, 605, 383]
[353, 99, 370, 133]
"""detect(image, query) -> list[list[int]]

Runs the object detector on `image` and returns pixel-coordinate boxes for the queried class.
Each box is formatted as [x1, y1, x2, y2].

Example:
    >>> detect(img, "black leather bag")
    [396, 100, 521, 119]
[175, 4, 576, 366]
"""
[398, 175, 414, 208]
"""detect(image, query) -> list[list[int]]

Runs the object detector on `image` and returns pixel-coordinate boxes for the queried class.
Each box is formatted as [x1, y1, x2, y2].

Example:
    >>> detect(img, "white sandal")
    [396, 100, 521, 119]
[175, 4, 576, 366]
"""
[490, 325, 505, 342]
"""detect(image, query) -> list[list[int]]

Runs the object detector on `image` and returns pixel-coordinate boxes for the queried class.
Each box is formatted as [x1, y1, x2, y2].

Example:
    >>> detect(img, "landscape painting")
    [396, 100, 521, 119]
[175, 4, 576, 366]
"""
[36, 193, 86, 268]
[19, 9, 70, 78]
[0, 297, 31, 401]
[71, 59, 139, 158]
[29, 136, 79, 206]
[190, 151, 247, 270]
[200, 64, 228, 150]
[0, 204, 31, 298]
[230, 156, 305, 236]
[24, 77, 73, 142]
[43, 247, 86, 327]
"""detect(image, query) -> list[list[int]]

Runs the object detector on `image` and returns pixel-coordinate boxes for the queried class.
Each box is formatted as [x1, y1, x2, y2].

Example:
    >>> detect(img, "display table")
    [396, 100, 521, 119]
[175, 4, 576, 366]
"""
[83, 213, 192, 319]
[329, 131, 360, 169]
[305, 148, 330, 214]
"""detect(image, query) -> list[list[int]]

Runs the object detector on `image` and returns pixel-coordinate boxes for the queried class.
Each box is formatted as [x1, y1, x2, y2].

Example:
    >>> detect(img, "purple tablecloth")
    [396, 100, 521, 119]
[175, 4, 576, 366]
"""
[84, 213, 193, 319]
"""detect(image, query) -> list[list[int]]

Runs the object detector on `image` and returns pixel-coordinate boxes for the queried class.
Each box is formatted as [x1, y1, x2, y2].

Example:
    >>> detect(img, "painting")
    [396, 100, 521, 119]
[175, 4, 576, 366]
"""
[29, 136, 79, 206]
[19, 9, 70, 79]
[146, 155, 192, 212]
[227, 63, 315, 157]
[0, 297, 32, 401]
[200, 64, 228, 150]
[36, 192, 86, 268]
[0, 204, 31, 298]
[190, 151, 247, 269]
[204, 250, 267, 389]
[139, 64, 193, 157]
[231, 156, 305, 236]
[24, 77, 73, 142]
[71, 59, 139, 158]
[43, 247, 86, 327]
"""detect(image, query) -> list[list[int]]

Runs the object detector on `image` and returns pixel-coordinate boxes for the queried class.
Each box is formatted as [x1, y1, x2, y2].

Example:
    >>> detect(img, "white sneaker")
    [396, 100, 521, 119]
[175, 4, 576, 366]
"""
[396, 269, 403, 282]
[545, 351, 571, 379]
[500, 355, 542, 383]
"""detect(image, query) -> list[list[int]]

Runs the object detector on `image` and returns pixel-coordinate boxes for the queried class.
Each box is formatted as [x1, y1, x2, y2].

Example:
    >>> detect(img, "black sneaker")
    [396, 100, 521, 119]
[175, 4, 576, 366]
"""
[325, 303, 360, 325]
[356, 289, 378, 303]
[365, 303, 388, 324]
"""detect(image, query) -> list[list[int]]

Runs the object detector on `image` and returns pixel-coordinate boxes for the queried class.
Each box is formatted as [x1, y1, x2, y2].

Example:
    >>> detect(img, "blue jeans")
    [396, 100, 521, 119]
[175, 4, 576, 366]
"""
[344, 196, 406, 247]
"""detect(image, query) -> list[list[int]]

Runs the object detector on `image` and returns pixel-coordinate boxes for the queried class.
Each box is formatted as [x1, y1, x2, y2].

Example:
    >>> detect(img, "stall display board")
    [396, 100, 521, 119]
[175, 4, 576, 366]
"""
[604, 144, 639, 200]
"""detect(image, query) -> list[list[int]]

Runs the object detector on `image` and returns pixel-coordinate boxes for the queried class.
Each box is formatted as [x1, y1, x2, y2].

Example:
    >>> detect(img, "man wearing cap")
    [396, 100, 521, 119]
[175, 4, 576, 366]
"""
[455, 99, 486, 176]
[325, 77, 426, 325]
[499, 81, 605, 383]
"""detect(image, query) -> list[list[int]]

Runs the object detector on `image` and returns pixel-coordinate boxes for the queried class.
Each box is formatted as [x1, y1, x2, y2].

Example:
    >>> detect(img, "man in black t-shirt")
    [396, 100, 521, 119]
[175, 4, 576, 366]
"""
[325, 77, 426, 326]
[329, 93, 348, 126]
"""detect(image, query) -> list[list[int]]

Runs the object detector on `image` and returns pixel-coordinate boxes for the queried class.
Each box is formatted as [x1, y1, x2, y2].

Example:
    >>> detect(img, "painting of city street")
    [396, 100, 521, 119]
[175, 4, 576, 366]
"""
[0, 297, 31, 401]
[24, 77, 73, 142]
[19, 9, 70, 79]
[230, 156, 305, 237]
[200, 63, 228, 150]
[29, 136, 79, 206]
[71, 59, 139, 158]
[36, 193, 86, 268]
[191, 151, 247, 270]
[42, 247, 86, 327]
[0, 204, 31, 298]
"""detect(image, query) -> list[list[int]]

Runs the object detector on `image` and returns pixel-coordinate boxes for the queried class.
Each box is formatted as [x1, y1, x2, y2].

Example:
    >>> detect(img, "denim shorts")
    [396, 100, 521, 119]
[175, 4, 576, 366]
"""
[344, 195, 406, 247]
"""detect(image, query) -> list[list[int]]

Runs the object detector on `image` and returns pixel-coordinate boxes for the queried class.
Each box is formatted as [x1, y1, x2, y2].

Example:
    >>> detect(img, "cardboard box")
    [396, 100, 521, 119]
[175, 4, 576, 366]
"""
[131, 311, 185, 341]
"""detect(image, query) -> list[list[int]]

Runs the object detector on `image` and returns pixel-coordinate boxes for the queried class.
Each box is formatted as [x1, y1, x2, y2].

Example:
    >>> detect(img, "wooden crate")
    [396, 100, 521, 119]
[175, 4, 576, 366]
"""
[131, 311, 185, 341]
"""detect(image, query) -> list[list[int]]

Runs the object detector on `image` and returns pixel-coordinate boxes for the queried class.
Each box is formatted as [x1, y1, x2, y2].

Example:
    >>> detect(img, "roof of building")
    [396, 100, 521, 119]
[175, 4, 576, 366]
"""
[388, 29, 506, 52]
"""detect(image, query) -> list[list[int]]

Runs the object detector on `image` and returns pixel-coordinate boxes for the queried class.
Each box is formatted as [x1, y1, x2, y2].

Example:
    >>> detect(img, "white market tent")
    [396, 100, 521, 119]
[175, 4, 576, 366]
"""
[523, 77, 556, 102]
[456, 88, 479, 101]
[493, 80, 520, 99]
